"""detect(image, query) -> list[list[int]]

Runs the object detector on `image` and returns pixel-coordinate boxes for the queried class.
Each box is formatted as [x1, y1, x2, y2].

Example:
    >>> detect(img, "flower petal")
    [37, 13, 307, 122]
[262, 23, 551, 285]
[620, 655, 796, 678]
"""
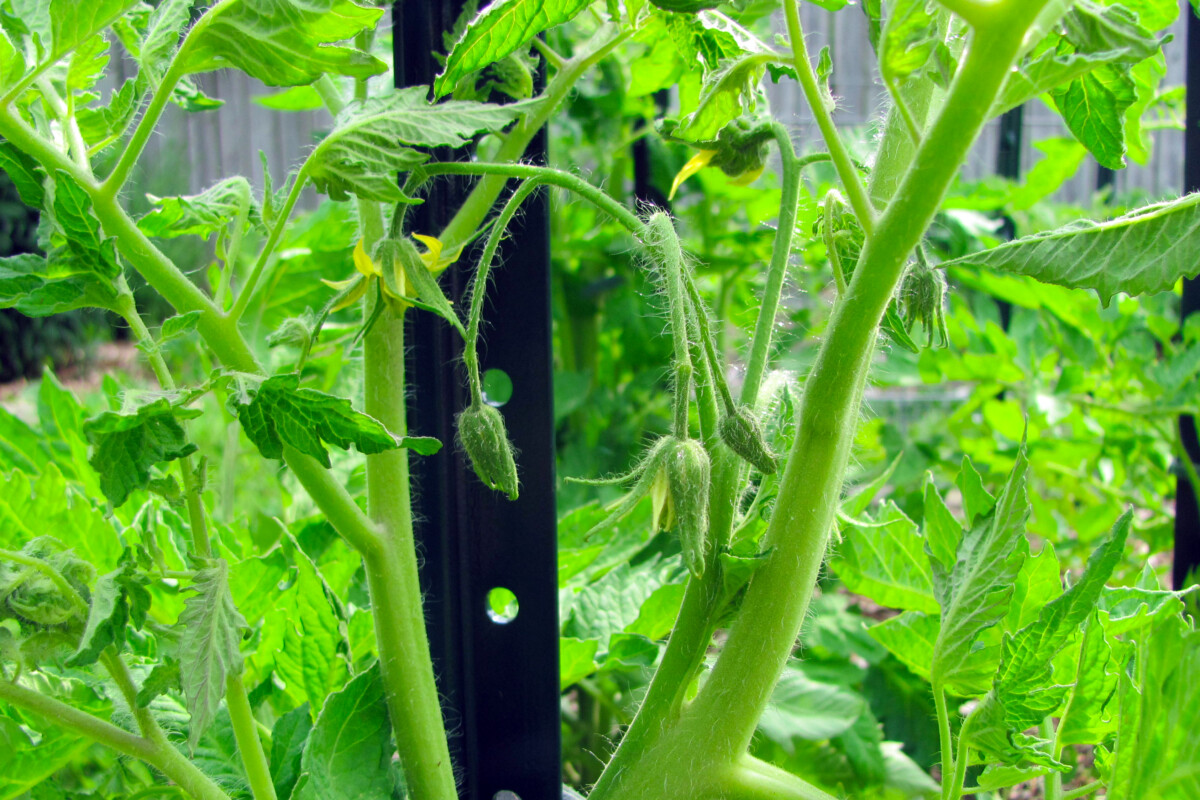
[669, 150, 716, 201]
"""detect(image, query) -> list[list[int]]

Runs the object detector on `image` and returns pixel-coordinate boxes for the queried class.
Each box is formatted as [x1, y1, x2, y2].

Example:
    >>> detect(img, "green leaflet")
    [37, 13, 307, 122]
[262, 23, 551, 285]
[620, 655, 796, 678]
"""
[0, 714, 94, 800]
[0, 142, 45, 208]
[270, 703, 313, 800]
[1104, 614, 1200, 800]
[559, 637, 600, 689]
[940, 193, 1200, 306]
[879, 0, 939, 88]
[180, 0, 386, 87]
[968, 512, 1131, 768]
[831, 501, 939, 614]
[179, 559, 248, 748]
[138, 177, 258, 241]
[138, 0, 192, 84]
[305, 88, 525, 202]
[868, 610, 1000, 697]
[1051, 62, 1136, 170]
[0, 467, 121, 576]
[930, 449, 1030, 691]
[995, 1, 1160, 118]
[68, 561, 150, 667]
[674, 54, 772, 142]
[434, 0, 591, 98]
[135, 659, 182, 708]
[75, 76, 142, 151]
[757, 663, 866, 748]
[292, 664, 402, 800]
[1056, 616, 1122, 747]
[234, 373, 402, 468]
[274, 544, 350, 715]
[82, 397, 202, 507]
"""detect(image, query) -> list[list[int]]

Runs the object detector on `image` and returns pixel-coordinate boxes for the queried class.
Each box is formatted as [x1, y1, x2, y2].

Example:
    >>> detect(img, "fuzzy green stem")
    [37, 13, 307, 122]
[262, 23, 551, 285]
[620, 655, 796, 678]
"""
[646, 213, 695, 439]
[934, 685, 955, 800]
[464, 178, 545, 404]
[313, 74, 347, 116]
[361, 304, 457, 800]
[783, 0, 874, 233]
[590, 11, 1047, 798]
[740, 124, 803, 407]
[946, 714, 974, 800]
[102, 649, 166, 745]
[101, 55, 188, 198]
[1043, 718, 1064, 800]
[0, 547, 90, 617]
[436, 25, 629, 252]
[232, 172, 309, 321]
[720, 756, 841, 800]
[226, 673, 277, 800]
[1062, 781, 1103, 800]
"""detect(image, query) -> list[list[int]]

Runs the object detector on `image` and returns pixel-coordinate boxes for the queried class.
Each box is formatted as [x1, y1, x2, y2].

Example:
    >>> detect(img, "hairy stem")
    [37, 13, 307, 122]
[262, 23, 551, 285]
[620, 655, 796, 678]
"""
[934, 684, 954, 800]
[783, 0, 874, 232]
[231, 172, 309, 321]
[226, 673, 278, 800]
[362, 304, 458, 800]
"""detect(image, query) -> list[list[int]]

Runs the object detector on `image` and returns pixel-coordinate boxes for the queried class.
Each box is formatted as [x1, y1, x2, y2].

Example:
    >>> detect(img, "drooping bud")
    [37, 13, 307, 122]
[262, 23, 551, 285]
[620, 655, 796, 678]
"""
[900, 259, 949, 347]
[456, 402, 519, 500]
[719, 406, 779, 475]
[664, 438, 711, 578]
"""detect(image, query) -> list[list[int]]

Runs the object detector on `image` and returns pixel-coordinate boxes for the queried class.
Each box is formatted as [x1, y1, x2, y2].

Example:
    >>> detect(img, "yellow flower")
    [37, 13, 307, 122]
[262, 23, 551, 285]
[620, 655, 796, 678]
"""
[321, 235, 463, 313]
[669, 150, 716, 201]
[411, 233, 464, 275]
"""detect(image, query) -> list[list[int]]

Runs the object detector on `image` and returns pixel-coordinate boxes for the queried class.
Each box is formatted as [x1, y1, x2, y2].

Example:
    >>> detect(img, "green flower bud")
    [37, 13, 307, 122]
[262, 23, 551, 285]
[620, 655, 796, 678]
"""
[719, 406, 779, 475]
[900, 258, 948, 347]
[664, 438, 711, 578]
[457, 402, 519, 500]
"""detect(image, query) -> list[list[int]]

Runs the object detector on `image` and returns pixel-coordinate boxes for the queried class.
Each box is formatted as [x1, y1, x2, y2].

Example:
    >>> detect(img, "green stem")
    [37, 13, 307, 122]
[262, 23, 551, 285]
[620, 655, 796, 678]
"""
[934, 684, 955, 800]
[740, 124, 802, 408]
[0, 677, 157, 766]
[783, 0, 874, 233]
[646, 214, 695, 439]
[463, 179, 545, 404]
[436, 25, 629, 252]
[1044, 718, 1064, 800]
[361, 305, 457, 800]
[313, 74, 347, 116]
[101, 54, 189, 198]
[1062, 781, 1103, 800]
[0, 547, 90, 618]
[719, 755, 841, 800]
[231, 172, 308, 321]
[226, 673, 277, 800]
[590, 11, 1048, 798]
[946, 714, 974, 800]
[102, 649, 165, 745]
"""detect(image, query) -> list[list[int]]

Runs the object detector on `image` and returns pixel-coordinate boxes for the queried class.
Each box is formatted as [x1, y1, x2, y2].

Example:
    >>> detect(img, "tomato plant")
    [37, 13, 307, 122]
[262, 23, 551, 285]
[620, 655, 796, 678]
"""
[0, 1, 1198, 800]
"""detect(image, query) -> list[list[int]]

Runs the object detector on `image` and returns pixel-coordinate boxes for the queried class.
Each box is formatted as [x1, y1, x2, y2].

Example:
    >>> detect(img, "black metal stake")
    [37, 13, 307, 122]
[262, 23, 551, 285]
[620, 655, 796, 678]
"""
[1176, 4, 1200, 590]
[395, 4, 562, 798]
[995, 104, 1024, 331]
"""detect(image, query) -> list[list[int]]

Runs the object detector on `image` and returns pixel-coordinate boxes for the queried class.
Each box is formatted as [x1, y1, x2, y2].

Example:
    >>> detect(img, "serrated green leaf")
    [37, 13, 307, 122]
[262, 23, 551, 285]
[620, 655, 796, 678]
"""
[1003, 542, 1062, 633]
[305, 88, 524, 202]
[955, 455, 995, 526]
[47, 0, 139, 62]
[879, 0, 938, 87]
[274, 545, 349, 715]
[75, 75, 142, 151]
[868, 610, 999, 696]
[235, 373, 400, 468]
[1057, 616, 1122, 746]
[600, 632, 658, 671]
[1051, 63, 1136, 169]
[181, 0, 386, 87]
[0, 466, 121, 571]
[1103, 614, 1200, 800]
[270, 703, 312, 800]
[434, 0, 591, 97]
[82, 397, 201, 507]
[0, 141, 44, 207]
[941, 193, 1200, 306]
[931, 450, 1030, 690]
[832, 501, 938, 614]
[559, 636, 599, 689]
[67, 562, 138, 667]
[922, 476, 961, 578]
[758, 665, 866, 749]
[994, 1, 1161, 117]
[179, 559, 248, 748]
[138, 177, 257, 240]
[293, 663, 400, 800]
[160, 309, 204, 342]
[136, 659, 182, 707]
[140, 0, 192, 84]
[1096, 584, 1189, 634]
[0, 28, 25, 94]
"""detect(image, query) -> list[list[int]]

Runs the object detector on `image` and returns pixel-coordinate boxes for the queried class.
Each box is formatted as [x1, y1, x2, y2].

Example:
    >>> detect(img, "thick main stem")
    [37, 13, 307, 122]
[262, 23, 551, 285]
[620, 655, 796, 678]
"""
[362, 305, 457, 800]
[590, 14, 1043, 799]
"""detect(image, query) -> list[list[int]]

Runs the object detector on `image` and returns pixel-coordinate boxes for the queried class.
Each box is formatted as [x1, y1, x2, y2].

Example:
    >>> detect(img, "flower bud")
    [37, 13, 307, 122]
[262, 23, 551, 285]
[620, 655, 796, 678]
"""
[719, 406, 779, 475]
[664, 438, 711, 577]
[456, 402, 519, 500]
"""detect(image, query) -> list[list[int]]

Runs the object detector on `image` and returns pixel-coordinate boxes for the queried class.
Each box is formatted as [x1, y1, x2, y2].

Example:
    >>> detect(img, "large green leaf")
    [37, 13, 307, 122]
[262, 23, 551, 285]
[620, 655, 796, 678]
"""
[434, 0, 591, 97]
[270, 703, 312, 800]
[1051, 62, 1136, 170]
[868, 610, 1000, 697]
[181, 0, 386, 86]
[68, 561, 148, 667]
[1056, 616, 1123, 747]
[179, 559, 248, 748]
[674, 54, 772, 142]
[234, 373, 401, 468]
[831, 502, 938, 614]
[968, 513, 1130, 767]
[292, 664, 401, 800]
[0, 142, 45, 207]
[305, 88, 524, 202]
[941, 193, 1200, 306]
[930, 450, 1030, 690]
[82, 397, 202, 507]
